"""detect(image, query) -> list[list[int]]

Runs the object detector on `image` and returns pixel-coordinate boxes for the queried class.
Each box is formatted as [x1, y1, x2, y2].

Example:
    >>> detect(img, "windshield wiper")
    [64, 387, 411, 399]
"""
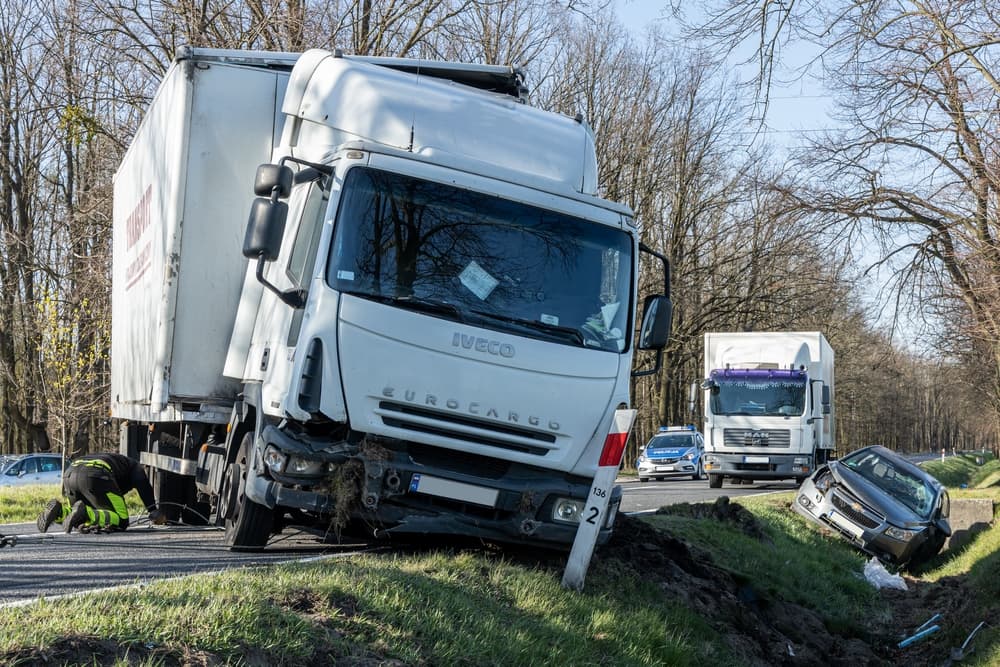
[344, 292, 466, 323]
[469, 310, 585, 346]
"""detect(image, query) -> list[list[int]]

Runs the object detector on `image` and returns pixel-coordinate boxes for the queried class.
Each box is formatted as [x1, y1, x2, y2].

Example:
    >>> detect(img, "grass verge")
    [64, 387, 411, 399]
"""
[0, 484, 148, 524]
[0, 550, 726, 666]
[1, 479, 997, 665]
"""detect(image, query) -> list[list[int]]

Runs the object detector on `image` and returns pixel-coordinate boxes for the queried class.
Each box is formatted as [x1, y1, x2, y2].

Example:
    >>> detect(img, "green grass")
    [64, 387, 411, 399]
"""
[0, 484, 148, 524]
[921, 452, 1000, 488]
[646, 493, 887, 636]
[2, 480, 997, 665]
[0, 550, 728, 666]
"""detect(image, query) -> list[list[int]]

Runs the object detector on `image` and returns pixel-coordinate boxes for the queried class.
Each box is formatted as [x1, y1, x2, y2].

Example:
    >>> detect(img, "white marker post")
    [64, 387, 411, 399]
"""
[562, 408, 637, 592]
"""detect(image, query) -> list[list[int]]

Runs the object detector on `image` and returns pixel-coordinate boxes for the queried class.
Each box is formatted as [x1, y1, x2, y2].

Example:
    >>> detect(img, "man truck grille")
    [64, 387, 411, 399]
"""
[723, 428, 791, 448]
[376, 401, 554, 456]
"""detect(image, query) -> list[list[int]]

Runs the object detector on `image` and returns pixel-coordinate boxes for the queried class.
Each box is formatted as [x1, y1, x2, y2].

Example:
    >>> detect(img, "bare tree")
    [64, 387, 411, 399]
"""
[684, 0, 1000, 443]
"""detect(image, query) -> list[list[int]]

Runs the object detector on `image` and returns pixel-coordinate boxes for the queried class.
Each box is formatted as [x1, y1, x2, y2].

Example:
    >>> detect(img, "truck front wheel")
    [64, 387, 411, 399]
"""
[222, 433, 274, 551]
[708, 473, 723, 489]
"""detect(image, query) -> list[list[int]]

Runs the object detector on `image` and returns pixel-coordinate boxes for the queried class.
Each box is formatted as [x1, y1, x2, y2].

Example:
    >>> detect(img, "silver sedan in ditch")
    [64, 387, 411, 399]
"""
[793, 445, 951, 568]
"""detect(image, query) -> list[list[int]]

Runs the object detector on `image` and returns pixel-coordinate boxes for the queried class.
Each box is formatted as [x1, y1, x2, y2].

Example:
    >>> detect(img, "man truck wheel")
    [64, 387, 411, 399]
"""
[708, 473, 723, 489]
[223, 433, 274, 551]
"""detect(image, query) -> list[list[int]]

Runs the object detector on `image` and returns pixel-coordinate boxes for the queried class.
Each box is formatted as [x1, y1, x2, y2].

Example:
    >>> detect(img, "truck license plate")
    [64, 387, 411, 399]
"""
[409, 474, 498, 507]
[743, 455, 769, 464]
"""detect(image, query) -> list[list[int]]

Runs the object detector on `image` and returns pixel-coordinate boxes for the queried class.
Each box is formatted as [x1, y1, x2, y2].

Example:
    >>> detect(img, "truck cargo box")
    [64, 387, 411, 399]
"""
[111, 50, 296, 421]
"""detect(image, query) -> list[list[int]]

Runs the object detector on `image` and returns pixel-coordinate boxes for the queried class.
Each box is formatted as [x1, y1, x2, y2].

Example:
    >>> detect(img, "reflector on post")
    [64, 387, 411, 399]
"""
[562, 408, 637, 592]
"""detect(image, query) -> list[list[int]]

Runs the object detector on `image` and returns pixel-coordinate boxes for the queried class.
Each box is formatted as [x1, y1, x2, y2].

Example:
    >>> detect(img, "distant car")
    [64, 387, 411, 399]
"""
[637, 426, 706, 482]
[0, 453, 65, 487]
[793, 445, 951, 568]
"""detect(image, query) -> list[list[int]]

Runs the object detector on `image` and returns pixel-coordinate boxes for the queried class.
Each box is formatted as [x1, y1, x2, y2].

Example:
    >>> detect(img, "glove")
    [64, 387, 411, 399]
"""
[148, 508, 167, 525]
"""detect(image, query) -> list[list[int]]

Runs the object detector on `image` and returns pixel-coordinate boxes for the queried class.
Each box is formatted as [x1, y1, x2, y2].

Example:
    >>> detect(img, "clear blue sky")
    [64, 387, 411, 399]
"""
[613, 1, 837, 151]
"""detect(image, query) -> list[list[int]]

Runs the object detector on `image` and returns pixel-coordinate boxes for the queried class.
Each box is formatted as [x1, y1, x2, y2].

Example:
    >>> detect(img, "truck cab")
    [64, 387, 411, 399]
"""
[700, 332, 834, 488]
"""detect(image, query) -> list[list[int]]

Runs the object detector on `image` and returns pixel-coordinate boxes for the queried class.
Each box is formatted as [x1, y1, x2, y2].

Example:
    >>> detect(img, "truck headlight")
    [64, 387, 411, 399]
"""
[884, 525, 924, 541]
[552, 498, 583, 524]
[263, 445, 286, 474]
[286, 456, 326, 476]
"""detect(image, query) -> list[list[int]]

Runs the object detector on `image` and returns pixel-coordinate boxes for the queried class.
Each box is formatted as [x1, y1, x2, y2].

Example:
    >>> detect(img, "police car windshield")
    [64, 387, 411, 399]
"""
[650, 434, 697, 448]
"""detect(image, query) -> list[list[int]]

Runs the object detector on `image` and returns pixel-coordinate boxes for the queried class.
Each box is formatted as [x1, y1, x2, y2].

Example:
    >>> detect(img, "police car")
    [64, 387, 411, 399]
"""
[636, 426, 706, 482]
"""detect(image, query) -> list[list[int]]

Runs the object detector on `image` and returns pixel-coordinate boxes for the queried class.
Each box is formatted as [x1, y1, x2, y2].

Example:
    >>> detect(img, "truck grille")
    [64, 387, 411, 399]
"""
[831, 491, 884, 529]
[376, 401, 554, 457]
[723, 428, 791, 448]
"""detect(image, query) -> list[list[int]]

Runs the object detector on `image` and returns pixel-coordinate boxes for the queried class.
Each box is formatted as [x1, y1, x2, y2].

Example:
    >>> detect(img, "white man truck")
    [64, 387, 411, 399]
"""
[111, 47, 672, 550]
[700, 332, 834, 488]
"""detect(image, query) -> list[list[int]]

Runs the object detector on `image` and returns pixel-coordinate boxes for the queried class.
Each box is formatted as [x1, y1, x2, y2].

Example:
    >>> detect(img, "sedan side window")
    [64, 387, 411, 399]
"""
[4, 462, 19, 476]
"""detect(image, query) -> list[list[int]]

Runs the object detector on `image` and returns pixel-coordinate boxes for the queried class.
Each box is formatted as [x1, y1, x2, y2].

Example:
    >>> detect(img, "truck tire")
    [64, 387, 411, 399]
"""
[223, 433, 274, 551]
[153, 469, 209, 525]
[708, 473, 723, 489]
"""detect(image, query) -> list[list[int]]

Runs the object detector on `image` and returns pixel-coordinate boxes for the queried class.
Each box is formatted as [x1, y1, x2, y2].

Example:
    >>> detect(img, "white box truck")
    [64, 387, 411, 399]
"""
[701, 332, 834, 487]
[112, 47, 672, 550]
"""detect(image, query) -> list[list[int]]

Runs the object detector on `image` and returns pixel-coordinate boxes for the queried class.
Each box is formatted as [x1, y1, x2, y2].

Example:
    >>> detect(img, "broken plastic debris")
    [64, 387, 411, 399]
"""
[863, 557, 907, 590]
[898, 624, 940, 648]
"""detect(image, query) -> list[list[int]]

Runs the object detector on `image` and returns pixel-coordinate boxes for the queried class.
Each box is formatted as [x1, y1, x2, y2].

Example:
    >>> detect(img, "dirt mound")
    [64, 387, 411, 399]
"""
[597, 513, 884, 666]
[654, 495, 771, 542]
[0, 635, 219, 666]
[876, 575, 1000, 666]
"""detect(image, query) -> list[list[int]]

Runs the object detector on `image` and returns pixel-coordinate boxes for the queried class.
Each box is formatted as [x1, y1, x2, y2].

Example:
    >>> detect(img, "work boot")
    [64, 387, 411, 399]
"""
[36, 499, 63, 533]
[64, 501, 90, 534]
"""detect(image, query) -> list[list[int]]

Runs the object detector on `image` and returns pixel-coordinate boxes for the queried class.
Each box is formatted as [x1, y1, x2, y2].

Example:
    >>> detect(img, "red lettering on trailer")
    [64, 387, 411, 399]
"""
[126, 185, 152, 250]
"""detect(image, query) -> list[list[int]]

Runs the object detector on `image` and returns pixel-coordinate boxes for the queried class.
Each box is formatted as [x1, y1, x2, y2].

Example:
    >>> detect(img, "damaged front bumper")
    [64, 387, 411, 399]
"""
[243, 425, 620, 548]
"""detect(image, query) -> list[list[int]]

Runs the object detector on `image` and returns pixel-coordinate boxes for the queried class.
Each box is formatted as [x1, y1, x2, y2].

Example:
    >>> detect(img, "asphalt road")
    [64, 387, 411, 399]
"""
[618, 476, 800, 513]
[0, 521, 375, 607]
[0, 479, 793, 607]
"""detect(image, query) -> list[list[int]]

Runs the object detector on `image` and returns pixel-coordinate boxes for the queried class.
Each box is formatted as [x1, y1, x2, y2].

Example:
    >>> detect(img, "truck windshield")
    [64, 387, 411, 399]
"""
[708, 369, 807, 416]
[327, 166, 633, 352]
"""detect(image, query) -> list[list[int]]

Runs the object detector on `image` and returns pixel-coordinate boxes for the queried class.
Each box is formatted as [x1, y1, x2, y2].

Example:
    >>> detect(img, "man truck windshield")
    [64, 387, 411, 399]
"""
[327, 167, 633, 352]
[708, 369, 807, 417]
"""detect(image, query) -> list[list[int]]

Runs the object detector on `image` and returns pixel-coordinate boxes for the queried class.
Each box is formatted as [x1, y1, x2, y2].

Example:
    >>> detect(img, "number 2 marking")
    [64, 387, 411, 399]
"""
[585, 506, 600, 524]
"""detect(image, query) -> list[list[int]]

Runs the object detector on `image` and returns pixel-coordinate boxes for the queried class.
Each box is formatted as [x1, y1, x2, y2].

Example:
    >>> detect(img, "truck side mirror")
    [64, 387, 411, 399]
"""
[253, 163, 293, 198]
[637, 295, 672, 350]
[243, 198, 288, 260]
[821, 384, 831, 415]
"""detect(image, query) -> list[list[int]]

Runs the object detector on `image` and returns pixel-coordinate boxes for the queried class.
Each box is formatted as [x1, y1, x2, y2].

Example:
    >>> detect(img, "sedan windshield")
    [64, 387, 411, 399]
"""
[841, 449, 938, 518]
[327, 167, 633, 352]
[648, 434, 698, 449]
[708, 369, 807, 416]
